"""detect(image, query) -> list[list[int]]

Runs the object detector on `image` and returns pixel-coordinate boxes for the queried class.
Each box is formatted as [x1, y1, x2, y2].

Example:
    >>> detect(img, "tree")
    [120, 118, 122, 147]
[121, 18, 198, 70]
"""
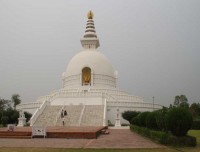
[11, 94, 21, 110]
[24, 112, 32, 123]
[189, 102, 200, 119]
[138, 111, 150, 127]
[179, 102, 189, 109]
[131, 116, 140, 126]
[173, 95, 188, 108]
[0, 95, 24, 126]
[0, 98, 6, 110]
[0, 98, 10, 110]
[165, 107, 193, 137]
[155, 107, 168, 131]
[0, 98, 11, 125]
[174, 95, 180, 106]
[122, 111, 140, 123]
[146, 111, 158, 130]
[1, 116, 9, 127]
[5, 108, 19, 124]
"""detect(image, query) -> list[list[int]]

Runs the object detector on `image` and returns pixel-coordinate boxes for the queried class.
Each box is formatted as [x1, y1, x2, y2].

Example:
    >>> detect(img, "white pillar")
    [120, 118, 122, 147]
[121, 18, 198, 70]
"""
[17, 110, 26, 127]
[115, 107, 121, 127]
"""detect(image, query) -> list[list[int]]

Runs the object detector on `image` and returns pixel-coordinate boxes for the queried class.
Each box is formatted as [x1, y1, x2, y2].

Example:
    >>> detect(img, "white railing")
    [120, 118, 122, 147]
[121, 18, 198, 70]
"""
[16, 102, 41, 110]
[78, 105, 85, 126]
[30, 100, 50, 126]
[90, 88, 143, 102]
[30, 109, 39, 126]
[37, 91, 105, 103]
[107, 101, 163, 110]
[103, 99, 107, 126]
[34, 88, 162, 111]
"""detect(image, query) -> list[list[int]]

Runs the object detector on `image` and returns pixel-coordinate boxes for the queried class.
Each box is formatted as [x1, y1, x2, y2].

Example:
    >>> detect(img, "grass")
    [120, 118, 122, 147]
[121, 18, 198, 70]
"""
[174, 130, 200, 152]
[0, 130, 199, 152]
[188, 130, 200, 143]
[0, 148, 178, 152]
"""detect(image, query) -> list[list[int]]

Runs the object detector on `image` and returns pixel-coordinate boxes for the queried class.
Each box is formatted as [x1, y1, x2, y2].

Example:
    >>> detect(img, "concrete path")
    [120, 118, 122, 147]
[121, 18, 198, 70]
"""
[0, 129, 164, 148]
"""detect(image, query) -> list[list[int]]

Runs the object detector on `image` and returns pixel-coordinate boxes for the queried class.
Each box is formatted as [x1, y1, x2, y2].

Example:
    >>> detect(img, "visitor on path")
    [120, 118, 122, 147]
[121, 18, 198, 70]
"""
[62, 117, 65, 126]
[61, 109, 64, 118]
[64, 110, 67, 116]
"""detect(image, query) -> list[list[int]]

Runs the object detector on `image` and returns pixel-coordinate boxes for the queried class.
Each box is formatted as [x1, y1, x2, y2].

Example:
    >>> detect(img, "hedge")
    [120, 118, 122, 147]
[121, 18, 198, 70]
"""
[130, 125, 169, 144]
[167, 135, 197, 147]
[122, 111, 140, 123]
[130, 125, 196, 147]
[138, 112, 150, 127]
[146, 112, 158, 130]
[165, 107, 193, 137]
[191, 120, 200, 130]
[155, 110, 167, 131]
[131, 116, 139, 126]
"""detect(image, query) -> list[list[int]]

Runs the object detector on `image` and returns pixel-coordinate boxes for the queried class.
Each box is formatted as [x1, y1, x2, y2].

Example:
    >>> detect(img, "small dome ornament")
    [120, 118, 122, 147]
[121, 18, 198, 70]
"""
[87, 10, 94, 19]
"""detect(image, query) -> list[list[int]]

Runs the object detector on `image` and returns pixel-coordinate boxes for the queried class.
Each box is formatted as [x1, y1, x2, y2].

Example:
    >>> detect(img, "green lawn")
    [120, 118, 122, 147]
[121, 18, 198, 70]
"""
[0, 130, 200, 152]
[174, 130, 200, 152]
[188, 130, 200, 143]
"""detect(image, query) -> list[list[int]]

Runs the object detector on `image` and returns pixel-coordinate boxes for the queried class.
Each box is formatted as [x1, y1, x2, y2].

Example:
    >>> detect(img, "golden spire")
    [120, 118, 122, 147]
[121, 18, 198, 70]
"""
[87, 10, 94, 19]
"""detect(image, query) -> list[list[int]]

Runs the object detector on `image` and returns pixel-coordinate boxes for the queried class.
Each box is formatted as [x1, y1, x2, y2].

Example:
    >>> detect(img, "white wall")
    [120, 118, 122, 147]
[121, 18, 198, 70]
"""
[51, 97, 105, 105]
[106, 106, 154, 125]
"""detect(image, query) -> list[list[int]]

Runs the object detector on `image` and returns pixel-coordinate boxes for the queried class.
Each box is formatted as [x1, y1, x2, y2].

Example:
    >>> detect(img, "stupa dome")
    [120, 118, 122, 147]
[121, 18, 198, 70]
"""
[62, 11, 117, 88]
[65, 49, 115, 78]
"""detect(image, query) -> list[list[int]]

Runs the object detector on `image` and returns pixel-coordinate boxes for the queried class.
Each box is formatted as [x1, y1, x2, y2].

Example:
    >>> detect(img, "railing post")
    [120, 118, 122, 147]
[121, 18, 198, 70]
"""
[103, 99, 107, 126]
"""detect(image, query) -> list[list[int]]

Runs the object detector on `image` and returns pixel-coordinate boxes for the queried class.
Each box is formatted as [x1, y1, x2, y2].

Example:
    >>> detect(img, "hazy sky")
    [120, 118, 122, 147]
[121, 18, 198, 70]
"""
[0, 0, 200, 106]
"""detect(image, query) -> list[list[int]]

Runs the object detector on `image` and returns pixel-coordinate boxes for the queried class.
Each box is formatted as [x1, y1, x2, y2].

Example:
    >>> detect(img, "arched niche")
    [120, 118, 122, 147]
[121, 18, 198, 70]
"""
[82, 67, 91, 85]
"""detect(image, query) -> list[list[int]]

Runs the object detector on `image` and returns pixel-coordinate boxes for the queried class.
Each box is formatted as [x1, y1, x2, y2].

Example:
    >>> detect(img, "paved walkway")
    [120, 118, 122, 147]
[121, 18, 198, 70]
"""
[0, 129, 164, 148]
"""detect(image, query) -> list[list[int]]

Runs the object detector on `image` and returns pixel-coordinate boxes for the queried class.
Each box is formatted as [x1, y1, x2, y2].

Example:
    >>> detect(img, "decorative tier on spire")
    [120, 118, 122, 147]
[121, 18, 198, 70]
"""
[81, 11, 100, 49]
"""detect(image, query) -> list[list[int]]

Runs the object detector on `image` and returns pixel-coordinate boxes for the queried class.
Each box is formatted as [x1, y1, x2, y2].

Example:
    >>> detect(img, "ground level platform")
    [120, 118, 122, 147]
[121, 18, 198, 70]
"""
[0, 126, 106, 139]
[0, 128, 164, 148]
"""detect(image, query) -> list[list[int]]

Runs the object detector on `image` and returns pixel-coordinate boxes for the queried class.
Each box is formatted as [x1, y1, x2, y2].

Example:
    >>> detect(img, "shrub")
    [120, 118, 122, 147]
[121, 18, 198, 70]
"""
[167, 135, 196, 147]
[122, 111, 140, 123]
[131, 125, 169, 144]
[24, 111, 32, 123]
[108, 120, 114, 126]
[24, 122, 30, 126]
[165, 107, 193, 137]
[121, 123, 129, 126]
[155, 109, 168, 131]
[138, 112, 150, 127]
[130, 125, 196, 146]
[131, 116, 139, 126]
[130, 125, 150, 137]
[146, 111, 158, 130]
[191, 120, 200, 130]
[1, 116, 9, 127]
[150, 130, 169, 144]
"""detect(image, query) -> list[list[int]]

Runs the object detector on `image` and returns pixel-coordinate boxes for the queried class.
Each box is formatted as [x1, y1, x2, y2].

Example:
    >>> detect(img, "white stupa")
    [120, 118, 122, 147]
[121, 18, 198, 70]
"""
[17, 11, 162, 127]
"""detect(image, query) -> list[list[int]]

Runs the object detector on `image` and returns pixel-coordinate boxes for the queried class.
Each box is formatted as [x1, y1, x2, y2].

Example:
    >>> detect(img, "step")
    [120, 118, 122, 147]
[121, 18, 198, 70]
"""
[0, 136, 31, 139]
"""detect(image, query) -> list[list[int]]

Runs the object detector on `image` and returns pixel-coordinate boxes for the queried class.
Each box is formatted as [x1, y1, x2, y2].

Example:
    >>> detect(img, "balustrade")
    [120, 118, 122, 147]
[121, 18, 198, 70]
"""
[107, 101, 162, 110]
[30, 100, 50, 126]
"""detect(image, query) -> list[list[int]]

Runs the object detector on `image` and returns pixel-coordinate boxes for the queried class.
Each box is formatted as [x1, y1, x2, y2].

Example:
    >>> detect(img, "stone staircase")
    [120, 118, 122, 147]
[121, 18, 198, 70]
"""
[80, 105, 104, 126]
[34, 105, 62, 126]
[56, 105, 83, 126]
[33, 105, 104, 127]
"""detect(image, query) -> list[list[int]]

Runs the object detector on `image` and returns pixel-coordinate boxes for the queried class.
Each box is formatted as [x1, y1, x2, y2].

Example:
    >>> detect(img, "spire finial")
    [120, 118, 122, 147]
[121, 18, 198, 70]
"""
[81, 11, 100, 49]
[87, 10, 94, 19]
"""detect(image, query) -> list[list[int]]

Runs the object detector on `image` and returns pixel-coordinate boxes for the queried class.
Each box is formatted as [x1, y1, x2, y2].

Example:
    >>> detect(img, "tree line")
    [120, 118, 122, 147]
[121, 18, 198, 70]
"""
[0, 94, 32, 127]
[122, 94, 200, 136]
